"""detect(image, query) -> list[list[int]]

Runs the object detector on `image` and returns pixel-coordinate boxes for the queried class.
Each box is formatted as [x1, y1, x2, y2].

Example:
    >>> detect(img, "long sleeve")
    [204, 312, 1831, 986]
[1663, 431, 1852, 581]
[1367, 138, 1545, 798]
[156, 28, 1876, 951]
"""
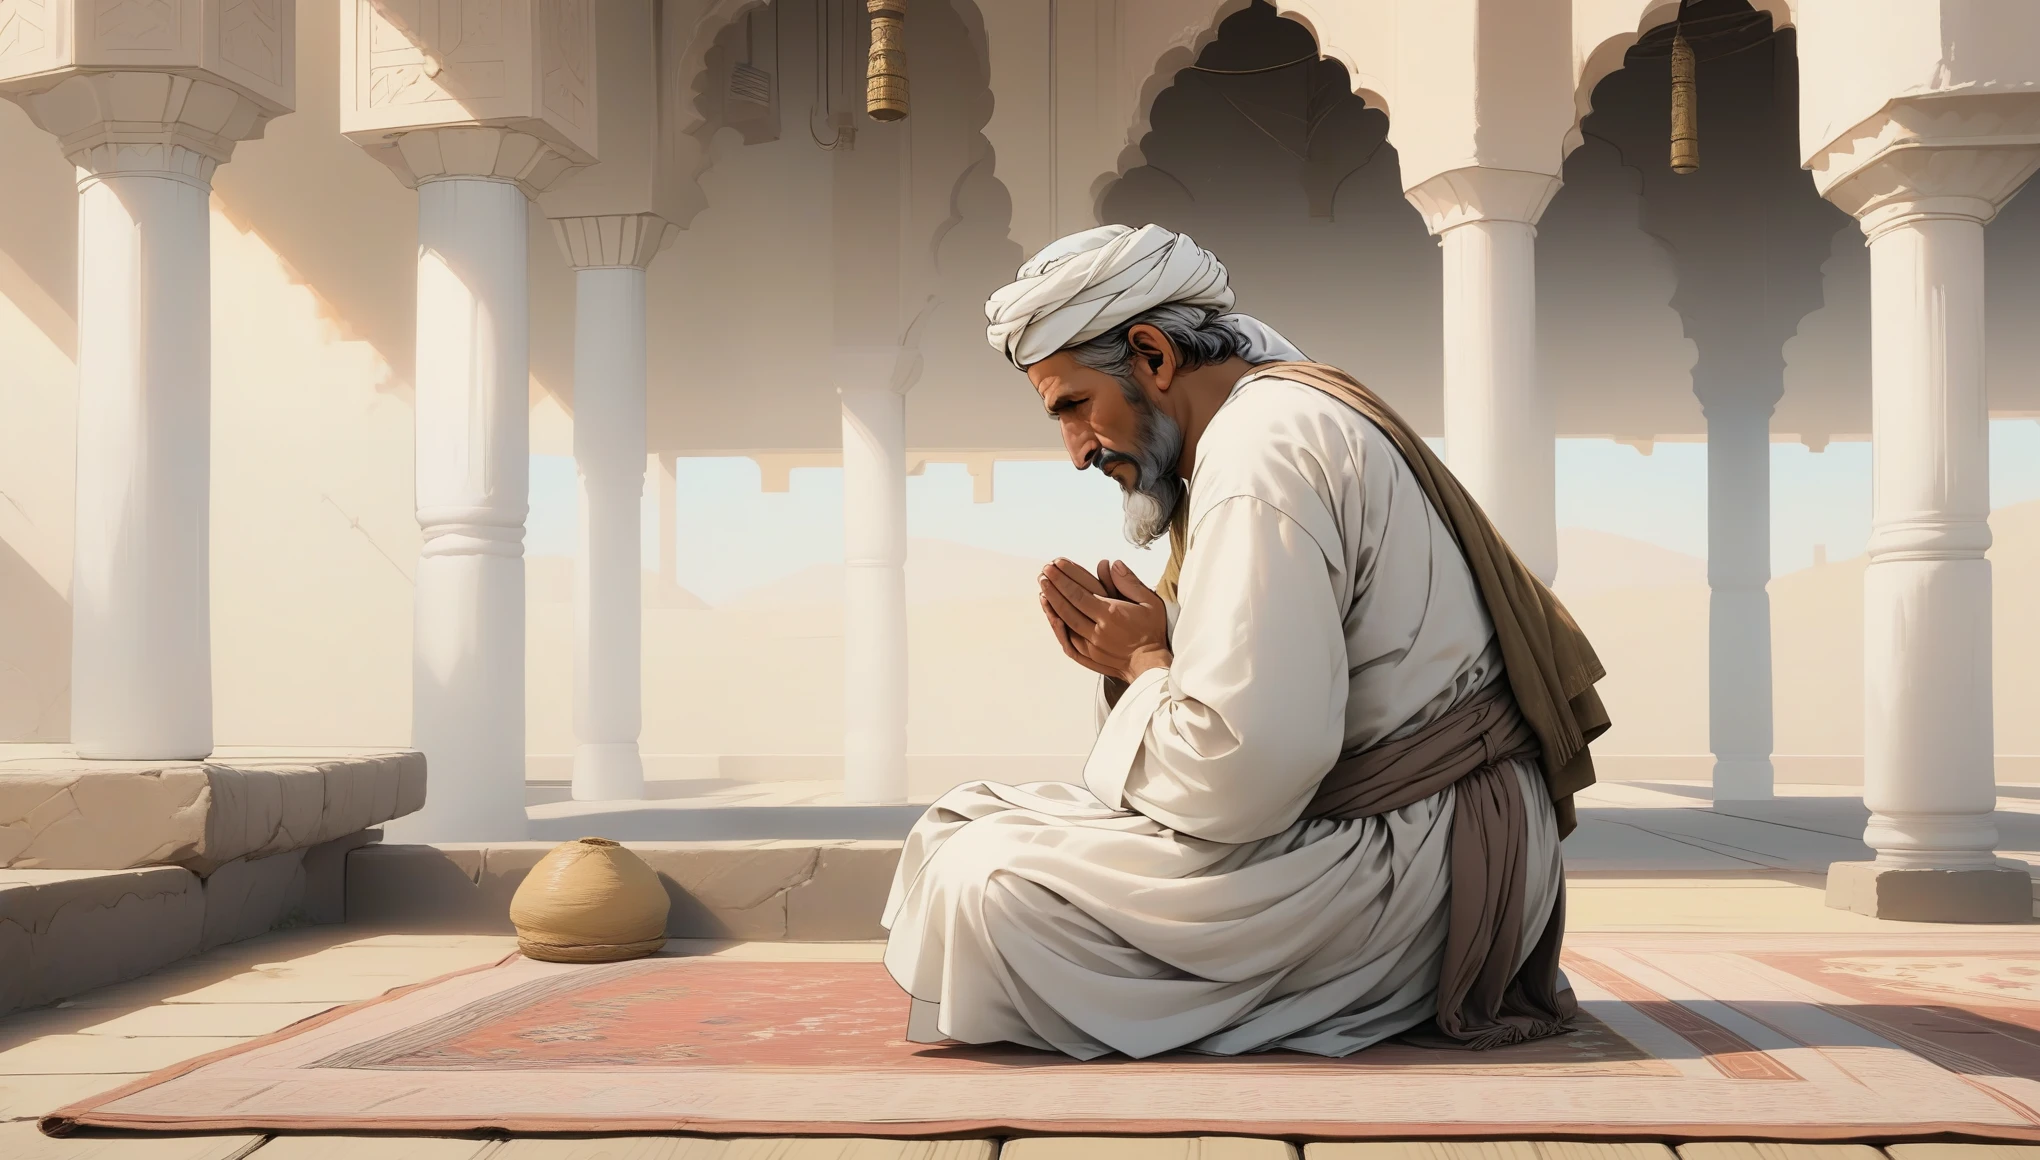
[1082, 494, 1349, 844]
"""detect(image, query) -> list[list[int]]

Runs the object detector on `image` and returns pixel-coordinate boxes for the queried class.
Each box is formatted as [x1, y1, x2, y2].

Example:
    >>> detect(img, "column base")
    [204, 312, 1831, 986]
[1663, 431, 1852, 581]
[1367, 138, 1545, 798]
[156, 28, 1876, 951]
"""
[1711, 756, 1774, 802]
[1825, 860, 2033, 923]
[572, 743, 645, 802]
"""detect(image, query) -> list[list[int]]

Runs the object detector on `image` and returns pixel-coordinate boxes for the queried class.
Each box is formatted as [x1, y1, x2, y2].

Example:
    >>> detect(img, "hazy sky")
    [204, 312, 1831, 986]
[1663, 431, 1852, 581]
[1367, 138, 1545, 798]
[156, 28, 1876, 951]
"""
[527, 420, 2040, 606]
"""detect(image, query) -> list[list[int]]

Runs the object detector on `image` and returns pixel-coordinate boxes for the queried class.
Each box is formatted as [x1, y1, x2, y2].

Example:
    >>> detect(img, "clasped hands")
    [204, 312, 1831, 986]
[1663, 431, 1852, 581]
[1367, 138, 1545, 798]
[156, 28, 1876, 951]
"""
[1038, 558, 1172, 685]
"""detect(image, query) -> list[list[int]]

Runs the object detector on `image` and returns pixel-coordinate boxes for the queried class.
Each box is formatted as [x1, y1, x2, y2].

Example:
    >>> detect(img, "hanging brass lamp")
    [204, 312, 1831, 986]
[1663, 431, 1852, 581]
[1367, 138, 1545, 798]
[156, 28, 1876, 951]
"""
[866, 0, 908, 121]
[1669, 30, 1698, 173]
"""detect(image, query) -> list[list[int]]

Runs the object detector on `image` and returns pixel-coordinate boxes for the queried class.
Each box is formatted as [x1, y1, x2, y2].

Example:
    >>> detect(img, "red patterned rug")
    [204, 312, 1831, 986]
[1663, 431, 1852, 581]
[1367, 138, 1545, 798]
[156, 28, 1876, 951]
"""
[44, 933, 2040, 1140]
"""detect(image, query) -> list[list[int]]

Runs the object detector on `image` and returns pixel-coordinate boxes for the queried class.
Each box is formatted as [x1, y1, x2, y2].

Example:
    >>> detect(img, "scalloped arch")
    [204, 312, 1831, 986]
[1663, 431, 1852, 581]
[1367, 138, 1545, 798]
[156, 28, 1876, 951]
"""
[1084, 0, 1394, 223]
[1567, 0, 1798, 161]
[656, 0, 994, 231]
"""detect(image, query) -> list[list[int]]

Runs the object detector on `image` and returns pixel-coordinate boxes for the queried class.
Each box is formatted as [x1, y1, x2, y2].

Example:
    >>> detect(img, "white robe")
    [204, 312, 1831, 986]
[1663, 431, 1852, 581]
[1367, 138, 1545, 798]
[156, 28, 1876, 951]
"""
[880, 371, 1564, 1060]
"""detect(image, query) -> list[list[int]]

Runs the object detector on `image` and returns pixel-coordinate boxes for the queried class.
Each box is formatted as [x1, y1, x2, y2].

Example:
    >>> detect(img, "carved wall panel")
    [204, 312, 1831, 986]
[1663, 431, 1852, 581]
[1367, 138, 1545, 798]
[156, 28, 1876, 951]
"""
[75, 0, 198, 63]
[538, 0, 590, 135]
[340, 0, 594, 161]
[95, 0, 179, 51]
[0, 0, 291, 111]
[0, 0, 54, 76]
[367, 0, 509, 108]
[217, 0, 281, 85]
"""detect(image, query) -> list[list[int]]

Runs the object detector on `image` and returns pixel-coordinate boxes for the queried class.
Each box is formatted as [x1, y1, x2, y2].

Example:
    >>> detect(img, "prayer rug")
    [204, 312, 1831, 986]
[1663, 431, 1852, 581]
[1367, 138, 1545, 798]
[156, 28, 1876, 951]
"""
[44, 933, 2040, 1141]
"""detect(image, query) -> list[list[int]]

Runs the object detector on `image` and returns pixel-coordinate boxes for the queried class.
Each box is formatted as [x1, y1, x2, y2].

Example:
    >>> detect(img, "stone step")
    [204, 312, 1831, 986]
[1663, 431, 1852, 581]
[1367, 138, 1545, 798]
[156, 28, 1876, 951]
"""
[346, 840, 904, 941]
[0, 747, 425, 872]
[527, 798, 927, 841]
[0, 830, 366, 1017]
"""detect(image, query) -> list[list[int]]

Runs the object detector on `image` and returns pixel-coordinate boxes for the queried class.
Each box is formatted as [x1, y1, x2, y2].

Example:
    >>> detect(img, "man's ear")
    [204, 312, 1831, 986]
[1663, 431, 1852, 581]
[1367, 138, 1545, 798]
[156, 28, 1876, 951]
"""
[1126, 324, 1175, 391]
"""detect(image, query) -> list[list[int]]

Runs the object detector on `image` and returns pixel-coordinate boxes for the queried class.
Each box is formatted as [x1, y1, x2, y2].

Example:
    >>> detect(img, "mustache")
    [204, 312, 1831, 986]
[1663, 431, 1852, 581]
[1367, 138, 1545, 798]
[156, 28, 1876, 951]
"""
[1090, 410, 1185, 548]
[1089, 448, 1141, 475]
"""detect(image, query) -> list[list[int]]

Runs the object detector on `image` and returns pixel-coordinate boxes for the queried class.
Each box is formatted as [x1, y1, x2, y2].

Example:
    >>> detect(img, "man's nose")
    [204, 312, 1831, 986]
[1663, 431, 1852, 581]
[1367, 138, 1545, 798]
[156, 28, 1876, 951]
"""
[1066, 428, 1099, 471]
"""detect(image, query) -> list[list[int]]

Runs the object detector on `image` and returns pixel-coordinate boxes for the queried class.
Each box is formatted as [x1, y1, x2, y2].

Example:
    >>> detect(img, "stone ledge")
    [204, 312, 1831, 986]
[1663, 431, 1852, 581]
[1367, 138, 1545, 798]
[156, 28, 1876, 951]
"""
[347, 841, 905, 941]
[0, 748, 425, 872]
[0, 829, 376, 1017]
[1825, 860, 2036, 923]
[0, 866, 202, 1016]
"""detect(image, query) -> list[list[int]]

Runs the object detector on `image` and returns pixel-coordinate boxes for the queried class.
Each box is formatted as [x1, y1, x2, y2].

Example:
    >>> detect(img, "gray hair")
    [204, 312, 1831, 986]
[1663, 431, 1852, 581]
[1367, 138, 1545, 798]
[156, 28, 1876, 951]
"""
[1064, 303, 1249, 386]
[1063, 303, 1245, 548]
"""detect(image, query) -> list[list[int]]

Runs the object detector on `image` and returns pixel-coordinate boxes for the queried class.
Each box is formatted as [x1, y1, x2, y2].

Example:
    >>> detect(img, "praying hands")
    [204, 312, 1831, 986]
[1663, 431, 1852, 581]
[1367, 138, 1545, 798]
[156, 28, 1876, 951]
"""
[1038, 557, 1172, 685]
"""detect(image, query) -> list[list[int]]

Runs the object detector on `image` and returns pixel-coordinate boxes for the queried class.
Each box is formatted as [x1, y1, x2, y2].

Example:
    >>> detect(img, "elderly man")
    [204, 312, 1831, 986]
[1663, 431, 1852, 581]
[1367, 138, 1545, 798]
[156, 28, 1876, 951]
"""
[882, 224, 1609, 1060]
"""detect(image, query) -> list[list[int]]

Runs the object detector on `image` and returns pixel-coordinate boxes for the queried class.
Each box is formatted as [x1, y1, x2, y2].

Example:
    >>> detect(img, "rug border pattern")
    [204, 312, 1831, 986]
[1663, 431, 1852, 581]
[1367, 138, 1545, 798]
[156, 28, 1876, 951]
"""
[40, 937, 2040, 1143]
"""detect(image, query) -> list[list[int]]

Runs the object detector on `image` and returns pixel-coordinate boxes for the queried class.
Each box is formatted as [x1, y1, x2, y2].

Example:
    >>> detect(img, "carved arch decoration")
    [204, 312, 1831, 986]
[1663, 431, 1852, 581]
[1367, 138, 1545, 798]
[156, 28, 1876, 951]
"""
[1567, 0, 1798, 161]
[651, 0, 993, 232]
[1054, 0, 1395, 235]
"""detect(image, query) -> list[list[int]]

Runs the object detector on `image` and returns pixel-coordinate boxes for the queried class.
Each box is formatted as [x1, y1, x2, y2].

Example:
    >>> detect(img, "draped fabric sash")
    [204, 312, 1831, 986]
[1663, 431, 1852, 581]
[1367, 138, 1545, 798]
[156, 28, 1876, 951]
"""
[1152, 360, 1615, 1050]
[1307, 685, 1574, 1049]
[1157, 361, 1611, 833]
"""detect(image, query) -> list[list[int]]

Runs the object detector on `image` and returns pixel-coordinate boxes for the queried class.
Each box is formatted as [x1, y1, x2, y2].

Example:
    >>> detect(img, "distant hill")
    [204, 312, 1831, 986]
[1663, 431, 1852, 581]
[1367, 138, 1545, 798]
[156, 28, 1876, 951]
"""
[526, 555, 709, 609]
[1554, 528, 1706, 599]
[725, 538, 1047, 608]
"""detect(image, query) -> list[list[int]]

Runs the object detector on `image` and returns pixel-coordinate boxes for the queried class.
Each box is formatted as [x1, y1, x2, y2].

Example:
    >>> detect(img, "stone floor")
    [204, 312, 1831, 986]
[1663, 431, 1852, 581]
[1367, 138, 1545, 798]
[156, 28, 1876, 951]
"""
[527, 777, 2040, 880]
[6, 781, 2040, 1156]
[8, 1133, 2039, 1160]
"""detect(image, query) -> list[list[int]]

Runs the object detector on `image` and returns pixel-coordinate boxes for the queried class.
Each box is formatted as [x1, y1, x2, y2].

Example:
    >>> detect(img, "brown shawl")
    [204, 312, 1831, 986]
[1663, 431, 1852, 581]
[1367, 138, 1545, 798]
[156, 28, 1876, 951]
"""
[1154, 361, 1612, 1049]
[1155, 361, 1610, 833]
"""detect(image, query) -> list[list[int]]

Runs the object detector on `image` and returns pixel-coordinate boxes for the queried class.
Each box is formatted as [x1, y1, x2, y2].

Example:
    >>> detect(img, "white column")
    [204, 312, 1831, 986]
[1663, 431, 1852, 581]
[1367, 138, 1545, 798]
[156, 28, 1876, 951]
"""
[0, 74, 285, 759]
[1406, 169, 1563, 585]
[3, 25, 293, 764]
[67, 142, 217, 760]
[404, 174, 534, 842]
[838, 353, 911, 805]
[1860, 207, 1996, 869]
[1815, 124, 2038, 921]
[1702, 391, 1776, 800]
[570, 265, 647, 801]
[555, 214, 671, 802]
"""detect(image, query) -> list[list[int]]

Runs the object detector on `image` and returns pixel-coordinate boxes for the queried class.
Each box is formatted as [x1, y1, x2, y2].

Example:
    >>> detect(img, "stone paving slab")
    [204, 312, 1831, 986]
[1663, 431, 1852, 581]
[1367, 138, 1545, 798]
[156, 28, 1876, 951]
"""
[0, 839, 397, 1019]
[46, 1003, 337, 1039]
[1009, 1140, 1293, 1160]
[1588, 809, 1874, 871]
[0, 868, 205, 1016]
[0, 1034, 249, 1075]
[1309, 1147, 1674, 1160]
[0, 1119, 263, 1158]
[1680, 1147, 1886, 1160]
[0, 1074, 148, 1121]
[251, 1137, 495, 1159]
[1884, 1141, 2040, 1149]
[0, 748, 424, 873]
[496, 1140, 728, 1160]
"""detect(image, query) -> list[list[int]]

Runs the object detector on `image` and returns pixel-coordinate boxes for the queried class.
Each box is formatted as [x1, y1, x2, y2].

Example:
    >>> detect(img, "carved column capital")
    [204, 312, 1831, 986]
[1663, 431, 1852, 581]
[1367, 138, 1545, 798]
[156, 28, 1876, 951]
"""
[1402, 166, 1563, 236]
[1811, 95, 2040, 241]
[551, 213, 676, 270]
[364, 126, 587, 199]
[1, 71, 281, 184]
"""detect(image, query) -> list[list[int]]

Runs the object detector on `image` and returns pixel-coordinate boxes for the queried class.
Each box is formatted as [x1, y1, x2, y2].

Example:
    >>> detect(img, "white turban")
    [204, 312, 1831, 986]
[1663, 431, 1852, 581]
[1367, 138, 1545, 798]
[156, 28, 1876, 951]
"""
[984, 224, 1306, 369]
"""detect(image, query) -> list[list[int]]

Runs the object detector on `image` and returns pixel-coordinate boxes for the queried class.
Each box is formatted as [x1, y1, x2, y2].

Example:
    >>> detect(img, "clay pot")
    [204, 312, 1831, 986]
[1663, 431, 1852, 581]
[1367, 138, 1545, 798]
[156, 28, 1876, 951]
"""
[509, 837, 671, 963]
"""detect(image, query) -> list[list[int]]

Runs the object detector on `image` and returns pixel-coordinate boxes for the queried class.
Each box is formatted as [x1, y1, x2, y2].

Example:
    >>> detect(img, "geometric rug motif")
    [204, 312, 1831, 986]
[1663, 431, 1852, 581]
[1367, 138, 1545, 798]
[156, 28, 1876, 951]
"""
[43, 933, 2040, 1142]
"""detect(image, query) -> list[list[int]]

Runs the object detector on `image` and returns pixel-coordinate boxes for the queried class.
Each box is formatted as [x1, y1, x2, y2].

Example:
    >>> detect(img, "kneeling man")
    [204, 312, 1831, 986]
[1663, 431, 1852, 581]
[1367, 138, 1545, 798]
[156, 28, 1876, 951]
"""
[882, 224, 1609, 1060]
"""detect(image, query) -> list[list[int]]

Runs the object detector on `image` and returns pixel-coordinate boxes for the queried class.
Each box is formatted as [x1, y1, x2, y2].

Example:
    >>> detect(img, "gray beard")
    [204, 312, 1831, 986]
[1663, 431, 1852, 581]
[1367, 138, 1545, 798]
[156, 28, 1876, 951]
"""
[1093, 393, 1186, 548]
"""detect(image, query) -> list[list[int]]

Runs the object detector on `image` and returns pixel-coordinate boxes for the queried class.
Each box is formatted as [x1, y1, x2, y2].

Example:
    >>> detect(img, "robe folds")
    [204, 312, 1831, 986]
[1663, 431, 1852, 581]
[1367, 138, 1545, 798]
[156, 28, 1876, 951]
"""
[880, 372, 1566, 1060]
